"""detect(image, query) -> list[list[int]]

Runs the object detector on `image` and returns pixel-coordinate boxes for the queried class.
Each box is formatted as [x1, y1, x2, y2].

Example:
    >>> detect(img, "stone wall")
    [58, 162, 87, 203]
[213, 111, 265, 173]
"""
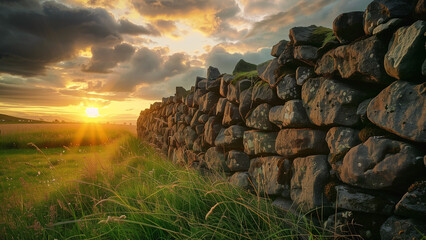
[137, 1, 426, 239]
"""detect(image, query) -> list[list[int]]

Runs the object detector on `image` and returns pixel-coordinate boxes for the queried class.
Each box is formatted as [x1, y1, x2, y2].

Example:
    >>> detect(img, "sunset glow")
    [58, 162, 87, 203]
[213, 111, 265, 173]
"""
[85, 107, 100, 118]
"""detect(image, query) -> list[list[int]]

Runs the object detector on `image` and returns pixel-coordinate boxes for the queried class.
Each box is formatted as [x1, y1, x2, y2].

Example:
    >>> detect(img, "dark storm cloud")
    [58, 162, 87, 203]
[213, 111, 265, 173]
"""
[82, 43, 136, 73]
[0, 0, 158, 77]
[105, 48, 191, 92]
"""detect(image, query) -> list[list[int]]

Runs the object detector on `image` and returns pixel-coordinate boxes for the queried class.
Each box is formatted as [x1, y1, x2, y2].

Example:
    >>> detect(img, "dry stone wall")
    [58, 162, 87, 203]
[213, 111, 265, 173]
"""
[138, 1, 426, 239]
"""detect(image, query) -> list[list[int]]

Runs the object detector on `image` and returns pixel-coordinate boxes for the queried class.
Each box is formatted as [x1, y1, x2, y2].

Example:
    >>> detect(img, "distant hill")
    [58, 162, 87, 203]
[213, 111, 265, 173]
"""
[0, 114, 47, 123]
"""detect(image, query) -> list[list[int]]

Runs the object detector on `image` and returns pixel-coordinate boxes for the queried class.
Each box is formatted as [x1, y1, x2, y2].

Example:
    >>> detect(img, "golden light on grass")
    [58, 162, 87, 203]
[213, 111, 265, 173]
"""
[85, 107, 100, 118]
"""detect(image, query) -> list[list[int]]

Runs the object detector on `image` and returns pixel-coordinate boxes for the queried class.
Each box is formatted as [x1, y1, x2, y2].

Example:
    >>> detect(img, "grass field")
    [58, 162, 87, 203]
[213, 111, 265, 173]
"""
[0, 124, 335, 239]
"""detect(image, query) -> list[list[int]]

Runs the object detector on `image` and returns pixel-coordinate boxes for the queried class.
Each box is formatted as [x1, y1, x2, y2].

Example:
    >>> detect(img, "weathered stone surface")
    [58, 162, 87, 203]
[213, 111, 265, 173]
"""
[293, 45, 318, 66]
[207, 66, 220, 80]
[190, 110, 203, 128]
[194, 124, 204, 135]
[356, 98, 372, 123]
[214, 128, 226, 148]
[198, 114, 209, 124]
[333, 11, 364, 44]
[229, 172, 250, 189]
[302, 78, 368, 127]
[227, 150, 250, 171]
[326, 127, 360, 154]
[246, 103, 275, 131]
[204, 116, 222, 146]
[236, 79, 252, 102]
[216, 98, 228, 116]
[384, 20, 426, 80]
[315, 36, 391, 84]
[243, 130, 277, 156]
[249, 156, 291, 197]
[380, 216, 426, 240]
[223, 125, 247, 150]
[195, 76, 206, 90]
[291, 155, 329, 211]
[271, 40, 288, 57]
[272, 198, 298, 215]
[226, 83, 238, 103]
[276, 129, 328, 158]
[220, 74, 233, 97]
[289, 25, 333, 47]
[395, 181, 426, 219]
[197, 79, 207, 91]
[372, 18, 405, 36]
[183, 126, 197, 150]
[205, 147, 228, 172]
[340, 137, 425, 190]
[239, 88, 253, 120]
[193, 89, 207, 107]
[277, 41, 294, 66]
[415, 0, 426, 20]
[258, 58, 280, 86]
[329, 184, 396, 214]
[222, 101, 242, 126]
[364, 0, 417, 35]
[233, 59, 257, 74]
[193, 137, 203, 152]
[268, 100, 310, 128]
[206, 78, 221, 93]
[367, 81, 426, 142]
[296, 66, 314, 86]
[251, 82, 278, 104]
[199, 92, 219, 113]
[276, 74, 300, 101]
[184, 92, 194, 107]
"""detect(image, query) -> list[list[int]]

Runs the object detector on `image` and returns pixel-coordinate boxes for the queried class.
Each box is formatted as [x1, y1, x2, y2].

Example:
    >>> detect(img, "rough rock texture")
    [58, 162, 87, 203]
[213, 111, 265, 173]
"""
[372, 18, 405, 36]
[315, 36, 391, 84]
[233, 59, 257, 74]
[243, 130, 277, 156]
[220, 74, 233, 97]
[302, 78, 368, 127]
[227, 83, 239, 103]
[204, 147, 228, 172]
[275, 129, 328, 158]
[289, 25, 333, 47]
[293, 45, 318, 66]
[227, 151, 251, 172]
[204, 117, 222, 146]
[395, 181, 426, 219]
[246, 103, 275, 131]
[229, 172, 250, 189]
[367, 81, 426, 142]
[268, 100, 310, 128]
[271, 40, 288, 57]
[199, 92, 219, 113]
[251, 82, 278, 104]
[276, 74, 300, 101]
[223, 125, 247, 150]
[380, 216, 426, 240]
[207, 66, 220, 80]
[278, 41, 295, 66]
[216, 98, 228, 116]
[239, 88, 254, 120]
[222, 101, 242, 126]
[333, 11, 365, 44]
[291, 155, 329, 211]
[384, 20, 426, 80]
[249, 156, 291, 197]
[258, 58, 280, 86]
[296, 66, 314, 86]
[340, 137, 424, 190]
[364, 0, 417, 35]
[326, 127, 360, 154]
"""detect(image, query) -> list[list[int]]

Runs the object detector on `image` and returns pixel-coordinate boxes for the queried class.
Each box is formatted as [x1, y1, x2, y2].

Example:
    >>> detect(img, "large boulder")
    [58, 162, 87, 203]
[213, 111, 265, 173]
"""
[193, 89, 207, 107]
[207, 66, 220, 80]
[275, 129, 329, 158]
[204, 147, 228, 172]
[233, 59, 257, 74]
[258, 58, 280, 86]
[243, 130, 277, 156]
[395, 181, 426, 219]
[222, 101, 242, 126]
[315, 36, 392, 84]
[220, 74, 233, 97]
[367, 81, 426, 142]
[340, 137, 425, 191]
[302, 78, 369, 127]
[199, 92, 219, 113]
[206, 78, 221, 94]
[364, 0, 418, 35]
[277, 41, 295, 66]
[276, 74, 300, 101]
[289, 25, 333, 47]
[271, 40, 288, 57]
[216, 98, 228, 116]
[326, 127, 360, 155]
[229, 172, 250, 189]
[415, 0, 426, 20]
[215, 125, 248, 150]
[333, 11, 365, 44]
[227, 151, 251, 172]
[245, 103, 276, 131]
[251, 82, 278, 104]
[268, 100, 310, 128]
[226, 83, 239, 103]
[249, 156, 291, 197]
[239, 88, 253, 120]
[384, 20, 426, 80]
[183, 126, 197, 150]
[293, 45, 318, 66]
[380, 216, 426, 240]
[204, 116, 223, 146]
[296, 66, 314, 86]
[291, 155, 330, 211]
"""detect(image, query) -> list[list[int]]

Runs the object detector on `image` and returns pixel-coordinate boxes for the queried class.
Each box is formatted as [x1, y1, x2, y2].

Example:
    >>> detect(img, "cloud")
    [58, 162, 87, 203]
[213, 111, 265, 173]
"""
[82, 43, 136, 73]
[105, 47, 191, 92]
[0, 0, 157, 77]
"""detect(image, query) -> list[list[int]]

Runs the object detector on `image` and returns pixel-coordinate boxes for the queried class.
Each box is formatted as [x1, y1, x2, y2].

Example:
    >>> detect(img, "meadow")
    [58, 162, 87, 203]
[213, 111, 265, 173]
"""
[0, 123, 336, 239]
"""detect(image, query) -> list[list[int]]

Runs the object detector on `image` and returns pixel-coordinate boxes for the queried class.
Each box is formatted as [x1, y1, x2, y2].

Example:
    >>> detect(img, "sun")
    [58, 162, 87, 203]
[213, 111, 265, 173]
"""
[85, 107, 100, 118]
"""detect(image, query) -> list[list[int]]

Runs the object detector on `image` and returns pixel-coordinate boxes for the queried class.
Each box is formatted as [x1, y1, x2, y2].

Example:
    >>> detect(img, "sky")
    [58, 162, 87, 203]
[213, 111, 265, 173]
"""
[0, 0, 369, 124]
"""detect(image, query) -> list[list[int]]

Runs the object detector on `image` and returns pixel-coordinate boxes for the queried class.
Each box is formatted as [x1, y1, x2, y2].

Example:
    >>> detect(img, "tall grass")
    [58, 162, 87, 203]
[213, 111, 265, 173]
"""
[1, 136, 332, 239]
